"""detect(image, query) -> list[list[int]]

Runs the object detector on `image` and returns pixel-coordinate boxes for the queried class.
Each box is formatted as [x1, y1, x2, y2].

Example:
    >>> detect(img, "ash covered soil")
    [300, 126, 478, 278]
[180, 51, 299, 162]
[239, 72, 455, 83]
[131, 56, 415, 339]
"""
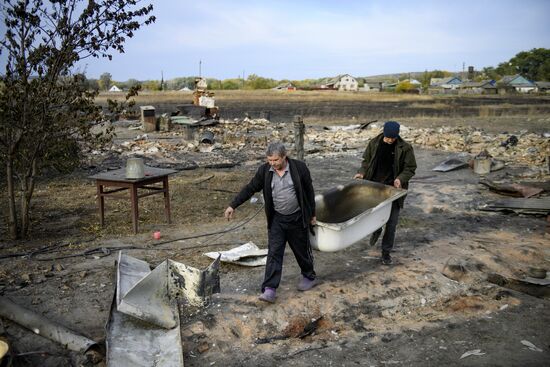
[1, 116, 550, 366]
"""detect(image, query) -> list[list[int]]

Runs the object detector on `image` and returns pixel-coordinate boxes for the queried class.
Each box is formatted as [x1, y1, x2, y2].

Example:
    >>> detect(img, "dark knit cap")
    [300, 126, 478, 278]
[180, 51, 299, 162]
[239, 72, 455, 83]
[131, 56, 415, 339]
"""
[383, 121, 400, 138]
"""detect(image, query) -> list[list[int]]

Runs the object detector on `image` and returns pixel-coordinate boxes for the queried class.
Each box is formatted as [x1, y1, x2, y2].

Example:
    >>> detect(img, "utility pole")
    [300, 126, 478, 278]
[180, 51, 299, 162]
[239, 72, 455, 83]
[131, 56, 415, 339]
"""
[199, 60, 202, 78]
[242, 70, 245, 88]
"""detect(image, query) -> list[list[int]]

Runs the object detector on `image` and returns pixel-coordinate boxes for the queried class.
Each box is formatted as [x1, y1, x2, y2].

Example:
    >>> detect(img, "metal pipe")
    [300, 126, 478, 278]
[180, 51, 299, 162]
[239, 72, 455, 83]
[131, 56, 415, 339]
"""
[0, 297, 97, 353]
[200, 130, 214, 144]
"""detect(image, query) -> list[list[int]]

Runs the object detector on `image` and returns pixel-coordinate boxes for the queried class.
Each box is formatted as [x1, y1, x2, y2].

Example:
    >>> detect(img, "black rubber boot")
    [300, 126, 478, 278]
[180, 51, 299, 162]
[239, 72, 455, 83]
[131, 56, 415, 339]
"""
[381, 252, 393, 265]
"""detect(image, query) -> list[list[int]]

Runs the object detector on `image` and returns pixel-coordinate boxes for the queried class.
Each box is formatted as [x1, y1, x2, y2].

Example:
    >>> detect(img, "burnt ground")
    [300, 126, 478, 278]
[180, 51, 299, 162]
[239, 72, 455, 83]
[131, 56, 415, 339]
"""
[1, 113, 550, 366]
[97, 92, 550, 133]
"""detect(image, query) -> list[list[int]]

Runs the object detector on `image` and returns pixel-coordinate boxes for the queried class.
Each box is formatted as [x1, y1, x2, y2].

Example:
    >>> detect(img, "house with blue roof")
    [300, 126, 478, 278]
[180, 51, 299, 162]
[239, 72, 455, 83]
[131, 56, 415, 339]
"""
[428, 76, 463, 94]
[497, 75, 536, 94]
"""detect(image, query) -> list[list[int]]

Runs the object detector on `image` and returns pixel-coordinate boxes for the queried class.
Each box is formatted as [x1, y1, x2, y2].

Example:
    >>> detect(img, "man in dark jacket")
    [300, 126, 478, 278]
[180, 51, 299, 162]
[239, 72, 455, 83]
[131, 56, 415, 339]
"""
[224, 142, 317, 303]
[354, 121, 416, 265]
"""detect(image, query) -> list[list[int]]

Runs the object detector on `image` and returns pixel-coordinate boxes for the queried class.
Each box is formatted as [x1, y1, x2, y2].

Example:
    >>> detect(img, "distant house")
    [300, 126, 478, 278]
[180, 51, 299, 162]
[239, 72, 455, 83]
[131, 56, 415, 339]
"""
[178, 86, 192, 93]
[109, 85, 122, 92]
[362, 81, 384, 92]
[382, 79, 422, 93]
[429, 76, 462, 94]
[272, 82, 297, 91]
[404, 78, 422, 86]
[321, 74, 358, 91]
[535, 81, 550, 93]
[430, 76, 462, 88]
[459, 80, 496, 95]
[383, 81, 398, 90]
[497, 75, 535, 94]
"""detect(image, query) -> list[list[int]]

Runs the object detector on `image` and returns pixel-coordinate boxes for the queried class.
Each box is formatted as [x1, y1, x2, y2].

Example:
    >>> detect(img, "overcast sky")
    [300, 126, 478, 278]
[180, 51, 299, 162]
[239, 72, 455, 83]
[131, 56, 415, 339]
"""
[11, 0, 550, 81]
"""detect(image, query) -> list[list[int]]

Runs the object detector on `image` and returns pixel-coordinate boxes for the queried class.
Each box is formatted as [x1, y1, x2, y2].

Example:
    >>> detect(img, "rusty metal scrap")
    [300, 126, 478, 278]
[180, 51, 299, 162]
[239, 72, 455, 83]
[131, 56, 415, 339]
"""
[479, 197, 550, 215]
[479, 179, 544, 198]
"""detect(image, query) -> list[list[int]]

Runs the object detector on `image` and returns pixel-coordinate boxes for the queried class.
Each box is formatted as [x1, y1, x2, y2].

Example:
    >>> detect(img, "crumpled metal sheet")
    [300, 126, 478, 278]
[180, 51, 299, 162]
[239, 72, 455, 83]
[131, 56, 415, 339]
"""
[116, 252, 221, 328]
[432, 158, 468, 172]
[116, 254, 176, 329]
[107, 252, 221, 367]
[204, 242, 268, 267]
[106, 299, 184, 367]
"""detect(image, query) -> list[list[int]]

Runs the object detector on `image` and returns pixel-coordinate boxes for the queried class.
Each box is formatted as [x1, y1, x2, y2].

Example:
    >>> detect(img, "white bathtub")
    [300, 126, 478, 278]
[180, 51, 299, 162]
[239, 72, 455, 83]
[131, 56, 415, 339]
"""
[310, 180, 407, 252]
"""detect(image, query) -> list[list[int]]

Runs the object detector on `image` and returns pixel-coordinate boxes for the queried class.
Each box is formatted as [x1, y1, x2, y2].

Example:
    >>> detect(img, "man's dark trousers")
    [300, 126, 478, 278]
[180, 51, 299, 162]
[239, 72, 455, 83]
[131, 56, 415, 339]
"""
[262, 211, 315, 291]
[373, 201, 401, 254]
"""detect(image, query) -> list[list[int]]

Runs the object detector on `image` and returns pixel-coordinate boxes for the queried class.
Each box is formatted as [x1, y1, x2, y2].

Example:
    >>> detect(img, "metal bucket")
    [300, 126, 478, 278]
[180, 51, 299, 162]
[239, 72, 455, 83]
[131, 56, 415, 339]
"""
[200, 130, 214, 144]
[473, 157, 491, 175]
[125, 158, 145, 179]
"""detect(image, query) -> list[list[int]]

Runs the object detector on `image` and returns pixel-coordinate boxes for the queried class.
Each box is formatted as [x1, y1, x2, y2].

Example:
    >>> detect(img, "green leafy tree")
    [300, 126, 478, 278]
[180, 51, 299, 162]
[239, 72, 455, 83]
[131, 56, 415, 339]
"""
[496, 48, 550, 81]
[206, 78, 221, 90]
[490, 48, 550, 81]
[245, 74, 277, 89]
[99, 72, 113, 90]
[126, 78, 141, 89]
[430, 70, 450, 78]
[482, 66, 499, 80]
[142, 80, 161, 90]
[494, 62, 515, 78]
[538, 61, 550, 82]
[395, 80, 414, 93]
[0, 0, 155, 239]
[221, 78, 241, 90]
[293, 79, 317, 89]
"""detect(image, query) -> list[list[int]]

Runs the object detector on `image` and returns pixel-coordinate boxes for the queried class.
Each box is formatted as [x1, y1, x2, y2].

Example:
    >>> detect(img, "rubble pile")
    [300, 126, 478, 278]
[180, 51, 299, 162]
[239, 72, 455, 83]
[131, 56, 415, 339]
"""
[215, 118, 286, 151]
[84, 118, 288, 170]
[404, 127, 550, 168]
[305, 124, 549, 170]
[85, 119, 549, 173]
[305, 127, 378, 153]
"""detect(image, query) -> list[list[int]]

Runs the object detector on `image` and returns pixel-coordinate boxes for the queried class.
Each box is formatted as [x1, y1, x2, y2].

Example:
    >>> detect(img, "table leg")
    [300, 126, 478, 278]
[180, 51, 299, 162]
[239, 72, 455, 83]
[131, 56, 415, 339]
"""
[163, 176, 172, 224]
[97, 182, 105, 227]
[130, 184, 139, 234]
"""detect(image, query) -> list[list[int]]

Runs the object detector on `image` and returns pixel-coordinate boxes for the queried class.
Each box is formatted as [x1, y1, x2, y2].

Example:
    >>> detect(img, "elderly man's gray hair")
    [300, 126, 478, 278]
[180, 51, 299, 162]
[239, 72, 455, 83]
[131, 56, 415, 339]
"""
[266, 142, 287, 157]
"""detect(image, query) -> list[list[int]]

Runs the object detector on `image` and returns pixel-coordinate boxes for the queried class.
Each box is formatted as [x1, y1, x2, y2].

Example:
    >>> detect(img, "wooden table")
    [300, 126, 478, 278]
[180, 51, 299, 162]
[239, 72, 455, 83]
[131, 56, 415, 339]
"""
[89, 167, 177, 234]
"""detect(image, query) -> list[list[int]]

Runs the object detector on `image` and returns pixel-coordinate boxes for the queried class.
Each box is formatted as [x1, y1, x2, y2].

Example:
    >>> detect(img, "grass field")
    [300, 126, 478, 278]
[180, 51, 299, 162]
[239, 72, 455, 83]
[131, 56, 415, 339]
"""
[96, 89, 440, 104]
[96, 89, 550, 103]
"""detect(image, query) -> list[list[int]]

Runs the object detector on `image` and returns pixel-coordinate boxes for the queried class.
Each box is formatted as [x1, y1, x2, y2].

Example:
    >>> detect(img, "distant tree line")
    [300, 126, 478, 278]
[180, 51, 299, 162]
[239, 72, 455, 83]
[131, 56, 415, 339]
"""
[482, 48, 550, 82]
[86, 72, 330, 91]
[88, 48, 550, 92]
